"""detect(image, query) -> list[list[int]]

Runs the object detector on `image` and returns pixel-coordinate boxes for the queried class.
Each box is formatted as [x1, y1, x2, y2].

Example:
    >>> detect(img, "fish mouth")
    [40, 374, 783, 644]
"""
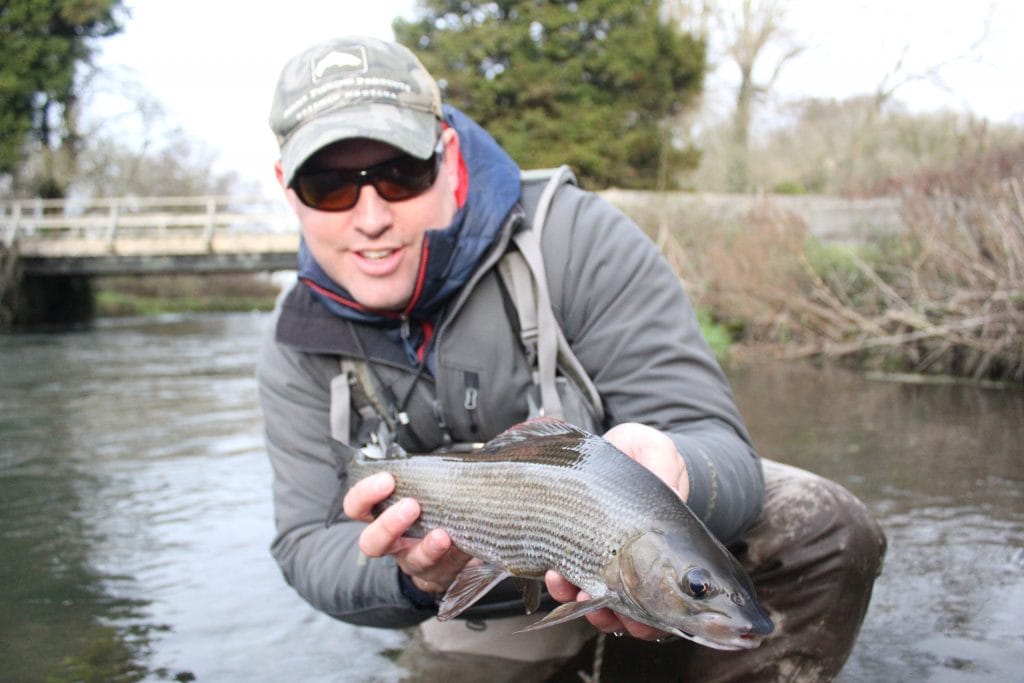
[677, 629, 766, 651]
[668, 616, 772, 651]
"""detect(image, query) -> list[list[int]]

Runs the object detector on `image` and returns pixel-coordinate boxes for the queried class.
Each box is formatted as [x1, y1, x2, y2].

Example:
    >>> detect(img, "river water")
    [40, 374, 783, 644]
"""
[1, 313, 1021, 682]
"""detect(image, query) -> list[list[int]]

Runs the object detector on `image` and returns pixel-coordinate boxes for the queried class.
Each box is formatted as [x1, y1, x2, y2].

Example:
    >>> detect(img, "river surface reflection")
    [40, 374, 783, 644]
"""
[0, 313, 1020, 681]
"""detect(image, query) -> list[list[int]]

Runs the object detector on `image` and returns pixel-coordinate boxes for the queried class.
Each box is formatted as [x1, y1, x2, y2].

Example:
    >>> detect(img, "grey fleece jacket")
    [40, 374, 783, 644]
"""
[257, 181, 764, 628]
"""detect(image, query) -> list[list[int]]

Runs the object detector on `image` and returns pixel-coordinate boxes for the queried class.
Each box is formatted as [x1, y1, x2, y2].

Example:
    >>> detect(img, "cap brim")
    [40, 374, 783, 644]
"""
[280, 103, 438, 186]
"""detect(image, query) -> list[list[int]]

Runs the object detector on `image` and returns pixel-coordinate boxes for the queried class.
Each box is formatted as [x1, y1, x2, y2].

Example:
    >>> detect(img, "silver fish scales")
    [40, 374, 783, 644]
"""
[329, 417, 773, 650]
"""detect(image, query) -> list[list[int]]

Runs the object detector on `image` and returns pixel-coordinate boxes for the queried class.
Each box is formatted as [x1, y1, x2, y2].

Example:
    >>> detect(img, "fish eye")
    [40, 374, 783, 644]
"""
[683, 568, 714, 599]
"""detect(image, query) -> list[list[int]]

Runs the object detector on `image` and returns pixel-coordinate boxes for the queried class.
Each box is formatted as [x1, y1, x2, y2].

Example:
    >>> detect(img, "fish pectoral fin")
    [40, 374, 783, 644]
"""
[517, 578, 544, 615]
[516, 594, 616, 633]
[437, 564, 511, 621]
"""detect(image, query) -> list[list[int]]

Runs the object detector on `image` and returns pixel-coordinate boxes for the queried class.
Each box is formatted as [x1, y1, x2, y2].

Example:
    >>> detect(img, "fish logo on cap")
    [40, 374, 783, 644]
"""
[312, 47, 367, 81]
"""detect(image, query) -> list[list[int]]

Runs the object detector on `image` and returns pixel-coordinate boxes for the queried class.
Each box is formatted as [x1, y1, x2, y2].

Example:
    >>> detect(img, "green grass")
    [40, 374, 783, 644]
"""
[697, 308, 733, 359]
[94, 274, 280, 317]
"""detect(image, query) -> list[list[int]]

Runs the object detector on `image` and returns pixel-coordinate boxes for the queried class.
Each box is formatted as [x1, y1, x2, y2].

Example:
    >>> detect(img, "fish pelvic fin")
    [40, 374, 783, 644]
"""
[437, 564, 511, 621]
[517, 578, 544, 615]
[516, 594, 616, 633]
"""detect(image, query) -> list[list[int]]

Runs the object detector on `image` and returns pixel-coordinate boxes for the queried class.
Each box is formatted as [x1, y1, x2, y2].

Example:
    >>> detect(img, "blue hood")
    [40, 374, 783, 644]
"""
[296, 106, 520, 353]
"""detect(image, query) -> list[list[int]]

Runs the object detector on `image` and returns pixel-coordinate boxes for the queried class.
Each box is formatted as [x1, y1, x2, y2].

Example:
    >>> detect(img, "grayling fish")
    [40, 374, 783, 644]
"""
[328, 417, 773, 650]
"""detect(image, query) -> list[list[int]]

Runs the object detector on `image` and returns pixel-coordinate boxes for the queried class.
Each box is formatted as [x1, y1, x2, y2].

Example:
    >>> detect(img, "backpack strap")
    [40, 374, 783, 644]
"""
[499, 166, 604, 422]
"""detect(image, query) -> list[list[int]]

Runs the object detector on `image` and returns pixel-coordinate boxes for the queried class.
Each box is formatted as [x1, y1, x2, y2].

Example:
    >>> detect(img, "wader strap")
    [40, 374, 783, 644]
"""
[331, 359, 391, 445]
[329, 364, 352, 442]
[497, 256, 539, 366]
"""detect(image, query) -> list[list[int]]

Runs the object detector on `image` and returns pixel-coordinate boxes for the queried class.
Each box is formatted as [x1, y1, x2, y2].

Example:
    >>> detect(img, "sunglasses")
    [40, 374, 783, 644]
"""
[290, 138, 445, 212]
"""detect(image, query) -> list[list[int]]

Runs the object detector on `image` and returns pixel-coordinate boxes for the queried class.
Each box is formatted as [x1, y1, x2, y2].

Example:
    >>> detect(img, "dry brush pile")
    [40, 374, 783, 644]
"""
[660, 147, 1024, 382]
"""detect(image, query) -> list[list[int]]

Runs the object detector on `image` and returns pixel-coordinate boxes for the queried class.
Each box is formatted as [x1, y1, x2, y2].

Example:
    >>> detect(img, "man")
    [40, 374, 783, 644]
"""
[259, 35, 886, 682]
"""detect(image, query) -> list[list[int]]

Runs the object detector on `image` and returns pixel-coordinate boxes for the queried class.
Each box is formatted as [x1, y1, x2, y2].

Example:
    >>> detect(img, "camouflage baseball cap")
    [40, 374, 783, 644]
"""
[269, 36, 443, 186]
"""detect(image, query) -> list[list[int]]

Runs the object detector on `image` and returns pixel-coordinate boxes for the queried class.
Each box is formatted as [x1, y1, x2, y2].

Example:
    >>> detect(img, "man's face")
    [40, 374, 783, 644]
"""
[277, 129, 460, 312]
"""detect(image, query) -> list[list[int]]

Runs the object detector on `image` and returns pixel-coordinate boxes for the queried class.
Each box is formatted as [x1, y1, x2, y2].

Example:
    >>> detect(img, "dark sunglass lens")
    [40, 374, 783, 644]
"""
[293, 172, 359, 211]
[373, 177, 419, 202]
[316, 184, 360, 211]
[374, 155, 439, 201]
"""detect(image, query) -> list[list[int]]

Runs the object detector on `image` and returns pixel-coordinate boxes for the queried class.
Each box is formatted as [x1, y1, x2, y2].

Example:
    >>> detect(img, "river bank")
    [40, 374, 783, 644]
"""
[93, 274, 282, 317]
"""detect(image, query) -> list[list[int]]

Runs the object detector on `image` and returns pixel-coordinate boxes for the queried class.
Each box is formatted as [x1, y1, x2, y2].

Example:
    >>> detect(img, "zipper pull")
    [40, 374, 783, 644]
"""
[464, 371, 480, 435]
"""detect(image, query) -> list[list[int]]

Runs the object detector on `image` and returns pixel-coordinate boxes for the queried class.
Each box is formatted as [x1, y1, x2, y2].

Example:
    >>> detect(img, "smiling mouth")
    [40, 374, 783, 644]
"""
[359, 249, 395, 261]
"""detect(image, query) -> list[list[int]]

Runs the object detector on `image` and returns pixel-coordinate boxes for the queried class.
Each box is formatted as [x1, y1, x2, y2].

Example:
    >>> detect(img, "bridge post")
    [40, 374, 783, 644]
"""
[203, 197, 216, 252]
[104, 202, 120, 253]
[2, 202, 22, 248]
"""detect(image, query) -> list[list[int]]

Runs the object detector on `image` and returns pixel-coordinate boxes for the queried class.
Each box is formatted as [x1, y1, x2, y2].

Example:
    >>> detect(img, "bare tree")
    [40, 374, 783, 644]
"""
[839, 5, 995, 190]
[719, 0, 803, 191]
[664, 0, 803, 192]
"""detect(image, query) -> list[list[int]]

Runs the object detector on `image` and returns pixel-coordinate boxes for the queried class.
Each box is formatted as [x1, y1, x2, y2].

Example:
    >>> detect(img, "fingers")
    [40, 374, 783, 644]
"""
[340, 471, 472, 594]
[342, 471, 395, 521]
[399, 529, 473, 594]
[544, 569, 580, 602]
[544, 570, 670, 641]
[585, 605, 670, 640]
[356, 496, 420, 557]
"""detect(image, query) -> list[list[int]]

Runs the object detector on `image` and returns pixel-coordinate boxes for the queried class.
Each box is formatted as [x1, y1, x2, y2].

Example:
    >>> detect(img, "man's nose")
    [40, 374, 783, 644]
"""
[351, 184, 393, 237]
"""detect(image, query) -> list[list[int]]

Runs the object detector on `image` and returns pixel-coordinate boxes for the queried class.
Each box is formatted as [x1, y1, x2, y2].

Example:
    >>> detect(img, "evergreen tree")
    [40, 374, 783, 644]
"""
[394, 0, 705, 189]
[0, 0, 125, 193]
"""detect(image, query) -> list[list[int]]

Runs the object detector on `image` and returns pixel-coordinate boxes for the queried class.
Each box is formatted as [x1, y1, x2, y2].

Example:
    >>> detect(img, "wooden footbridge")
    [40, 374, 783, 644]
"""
[1, 195, 299, 275]
[0, 195, 299, 325]
[0, 190, 901, 326]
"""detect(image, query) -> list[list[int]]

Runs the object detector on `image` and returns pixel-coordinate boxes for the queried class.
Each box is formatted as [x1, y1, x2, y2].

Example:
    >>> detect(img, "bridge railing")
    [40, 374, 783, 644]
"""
[0, 195, 298, 254]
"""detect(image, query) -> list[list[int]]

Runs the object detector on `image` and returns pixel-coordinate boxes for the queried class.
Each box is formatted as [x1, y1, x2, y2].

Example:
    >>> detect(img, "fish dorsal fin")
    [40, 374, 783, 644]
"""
[480, 417, 590, 453]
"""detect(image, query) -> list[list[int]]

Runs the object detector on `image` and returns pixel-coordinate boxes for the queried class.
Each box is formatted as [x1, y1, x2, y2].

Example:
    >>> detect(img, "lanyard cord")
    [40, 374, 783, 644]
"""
[346, 320, 428, 440]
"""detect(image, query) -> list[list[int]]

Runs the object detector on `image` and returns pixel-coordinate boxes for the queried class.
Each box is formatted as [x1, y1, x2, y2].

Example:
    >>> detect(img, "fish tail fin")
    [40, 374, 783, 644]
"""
[328, 437, 361, 472]
[325, 438, 361, 528]
[325, 488, 346, 528]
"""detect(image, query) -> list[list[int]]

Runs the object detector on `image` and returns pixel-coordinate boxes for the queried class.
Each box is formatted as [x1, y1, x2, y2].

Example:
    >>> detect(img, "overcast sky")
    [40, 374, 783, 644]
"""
[91, 0, 1023, 194]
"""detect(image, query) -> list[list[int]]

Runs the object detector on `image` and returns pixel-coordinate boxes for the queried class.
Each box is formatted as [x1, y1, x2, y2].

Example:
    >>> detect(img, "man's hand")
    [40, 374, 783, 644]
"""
[545, 422, 689, 640]
[342, 471, 472, 595]
[603, 422, 689, 500]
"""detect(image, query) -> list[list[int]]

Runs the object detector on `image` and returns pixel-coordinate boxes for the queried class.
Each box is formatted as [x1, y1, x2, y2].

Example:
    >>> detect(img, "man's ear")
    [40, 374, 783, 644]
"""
[275, 160, 303, 214]
[274, 160, 286, 189]
[442, 127, 461, 186]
